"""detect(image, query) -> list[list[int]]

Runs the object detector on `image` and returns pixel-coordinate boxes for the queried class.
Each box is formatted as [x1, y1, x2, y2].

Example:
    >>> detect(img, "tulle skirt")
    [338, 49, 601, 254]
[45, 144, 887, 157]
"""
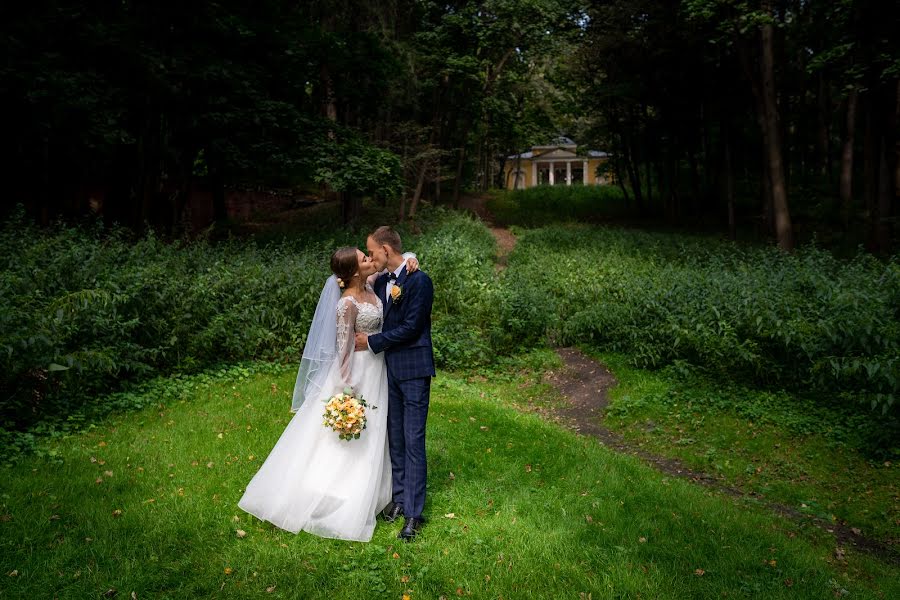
[238, 351, 392, 541]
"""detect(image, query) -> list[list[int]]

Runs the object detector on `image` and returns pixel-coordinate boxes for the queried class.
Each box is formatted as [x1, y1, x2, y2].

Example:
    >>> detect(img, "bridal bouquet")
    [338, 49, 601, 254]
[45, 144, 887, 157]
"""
[322, 388, 371, 441]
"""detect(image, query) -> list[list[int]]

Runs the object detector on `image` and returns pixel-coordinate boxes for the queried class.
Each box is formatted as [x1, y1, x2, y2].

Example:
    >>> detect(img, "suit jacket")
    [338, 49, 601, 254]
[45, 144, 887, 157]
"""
[368, 267, 436, 381]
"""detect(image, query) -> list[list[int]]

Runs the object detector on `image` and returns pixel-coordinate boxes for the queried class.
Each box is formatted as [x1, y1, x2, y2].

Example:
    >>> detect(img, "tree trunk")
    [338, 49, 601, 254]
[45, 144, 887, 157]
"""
[341, 192, 361, 225]
[875, 80, 898, 254]
[761, 144, 774, 237]
[839, 88, 858, 228]
[724, 133, 736, 241]
[687, 145, 701, 217]
[211, 167, 226, 224]
[611, 148, 631, 203]
[817, 71, 832, 178]
[623, 140, 643, 213]
[760, 7, 794, 250]
[863, 93, 878, 250]
[409, 159, 428, 220]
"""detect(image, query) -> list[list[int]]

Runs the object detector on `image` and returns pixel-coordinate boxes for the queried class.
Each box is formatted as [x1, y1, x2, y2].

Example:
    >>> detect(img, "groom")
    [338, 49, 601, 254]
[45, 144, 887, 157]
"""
[356, 226, 435, 541]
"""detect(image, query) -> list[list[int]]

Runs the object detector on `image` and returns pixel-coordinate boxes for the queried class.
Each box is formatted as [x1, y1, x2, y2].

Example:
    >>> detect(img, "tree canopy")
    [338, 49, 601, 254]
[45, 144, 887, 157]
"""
[2, 0, 896, 249]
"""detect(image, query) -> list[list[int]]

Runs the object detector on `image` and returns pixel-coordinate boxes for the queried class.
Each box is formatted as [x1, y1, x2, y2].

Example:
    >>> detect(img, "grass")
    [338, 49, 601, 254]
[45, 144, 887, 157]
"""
[2, 360, 899, 599]
[486, 186, 630, 228]
[589, 351, 899, 547]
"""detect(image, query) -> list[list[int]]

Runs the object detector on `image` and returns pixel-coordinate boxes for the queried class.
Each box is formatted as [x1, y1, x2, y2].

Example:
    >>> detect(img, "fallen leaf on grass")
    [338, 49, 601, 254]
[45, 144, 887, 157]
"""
[95, 477, 103, 485]
[103, 589, 117, 598]
[401, 575, 410, 583]
[402, 595, 411, 600]
[392, 553, 400, 559]
[112, 509, 123, 517]
[694, 569, 705, 576]
[448, 472, 455, 480]
[8, 570, 18, 577]
[638, 537, 647, 543]
[224, 567, 233, 575]
[103, 470, 113, 477]
[524, 465, 532, 472]
[236, 529, 247, 538]
[266, 585, 276, 593]
[98, 441, 107, 447]
[444, 513, 456, 519]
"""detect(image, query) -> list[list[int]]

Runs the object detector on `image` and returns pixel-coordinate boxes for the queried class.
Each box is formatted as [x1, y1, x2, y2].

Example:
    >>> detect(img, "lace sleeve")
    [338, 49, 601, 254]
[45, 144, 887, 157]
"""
[335, 298, 358, 392]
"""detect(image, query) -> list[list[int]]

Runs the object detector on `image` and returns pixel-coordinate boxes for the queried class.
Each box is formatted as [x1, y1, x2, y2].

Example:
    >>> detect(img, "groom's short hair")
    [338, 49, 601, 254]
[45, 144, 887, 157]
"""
[371, 226, 402, 254]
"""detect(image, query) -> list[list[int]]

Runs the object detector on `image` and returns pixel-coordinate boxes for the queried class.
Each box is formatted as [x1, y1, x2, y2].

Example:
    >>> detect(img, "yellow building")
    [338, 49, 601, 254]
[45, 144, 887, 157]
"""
[503, 136, 610, 189]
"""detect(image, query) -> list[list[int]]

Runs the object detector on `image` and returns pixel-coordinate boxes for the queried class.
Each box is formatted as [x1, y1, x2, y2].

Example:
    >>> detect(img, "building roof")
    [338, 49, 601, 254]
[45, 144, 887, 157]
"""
[506, 142, 608, 160]
[533, 135, 576, 148]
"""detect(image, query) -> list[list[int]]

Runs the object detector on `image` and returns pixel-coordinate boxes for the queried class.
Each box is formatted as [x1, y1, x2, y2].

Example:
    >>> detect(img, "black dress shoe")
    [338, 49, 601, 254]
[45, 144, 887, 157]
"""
[398, 517, 424, 541]
[381, 501, 403, 523]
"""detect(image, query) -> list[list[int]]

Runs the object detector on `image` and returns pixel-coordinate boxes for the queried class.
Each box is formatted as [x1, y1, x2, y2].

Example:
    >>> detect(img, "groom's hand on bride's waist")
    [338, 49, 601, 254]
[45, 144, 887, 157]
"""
[354, 332, 369, 351]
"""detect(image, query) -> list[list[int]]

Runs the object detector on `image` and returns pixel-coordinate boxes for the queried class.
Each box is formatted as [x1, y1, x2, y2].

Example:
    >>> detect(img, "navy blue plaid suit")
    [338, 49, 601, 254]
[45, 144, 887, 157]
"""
[368, 266, 435, 520]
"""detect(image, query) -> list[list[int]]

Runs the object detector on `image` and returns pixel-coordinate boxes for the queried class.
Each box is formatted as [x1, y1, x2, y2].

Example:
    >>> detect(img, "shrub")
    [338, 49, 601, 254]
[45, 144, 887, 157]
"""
[0, 209, 509, 430]
[486, 185, 630, 227]
[504, 225, 900, 415]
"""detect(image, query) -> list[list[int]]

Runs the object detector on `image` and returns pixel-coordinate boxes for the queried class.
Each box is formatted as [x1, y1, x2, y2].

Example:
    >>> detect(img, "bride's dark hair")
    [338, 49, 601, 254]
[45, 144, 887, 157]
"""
[330, 247, 359, 288]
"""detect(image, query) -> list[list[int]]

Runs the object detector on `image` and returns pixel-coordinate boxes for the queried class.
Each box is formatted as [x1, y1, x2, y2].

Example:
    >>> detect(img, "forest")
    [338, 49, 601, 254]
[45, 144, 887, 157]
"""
[1, 2, 899, 598]
[3, 1, 897, 251]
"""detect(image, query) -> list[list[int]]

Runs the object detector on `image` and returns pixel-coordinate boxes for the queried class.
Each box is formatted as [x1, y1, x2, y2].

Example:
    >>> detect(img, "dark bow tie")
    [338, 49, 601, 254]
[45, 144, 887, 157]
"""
[388, 272, 400, 281]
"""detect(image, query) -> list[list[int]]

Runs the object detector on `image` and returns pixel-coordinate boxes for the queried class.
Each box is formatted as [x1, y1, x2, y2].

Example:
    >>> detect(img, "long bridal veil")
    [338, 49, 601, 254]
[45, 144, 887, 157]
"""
[291, 275, 341, 412]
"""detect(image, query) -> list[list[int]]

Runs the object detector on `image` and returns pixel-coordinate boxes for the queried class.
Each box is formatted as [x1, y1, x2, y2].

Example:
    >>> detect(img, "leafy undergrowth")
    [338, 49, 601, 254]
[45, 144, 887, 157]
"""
[2, 363, 898, 599]
[591, 351, 900, 547]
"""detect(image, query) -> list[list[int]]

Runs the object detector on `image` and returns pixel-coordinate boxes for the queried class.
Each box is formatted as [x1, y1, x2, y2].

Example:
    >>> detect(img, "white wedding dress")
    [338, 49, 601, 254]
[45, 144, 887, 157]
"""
[238, 290, 392, 541]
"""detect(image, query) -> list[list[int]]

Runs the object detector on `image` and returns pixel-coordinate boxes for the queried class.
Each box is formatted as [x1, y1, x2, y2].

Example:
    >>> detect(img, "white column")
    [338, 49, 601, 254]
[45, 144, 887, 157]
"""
[583, 160, 589, 184]
[566, 161, 572, 185]
[532, 161, 537, 188]
[549, 162, 554, 185]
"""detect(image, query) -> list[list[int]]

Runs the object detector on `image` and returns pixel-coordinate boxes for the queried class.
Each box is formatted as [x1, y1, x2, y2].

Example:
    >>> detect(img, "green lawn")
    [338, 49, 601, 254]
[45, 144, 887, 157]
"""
[1, 363, 897, 599]
[590, 351, 900, 547]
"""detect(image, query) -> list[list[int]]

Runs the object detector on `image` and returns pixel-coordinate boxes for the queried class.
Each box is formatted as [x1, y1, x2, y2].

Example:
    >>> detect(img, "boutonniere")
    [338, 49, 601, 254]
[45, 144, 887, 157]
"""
[390, 285, 403, 304]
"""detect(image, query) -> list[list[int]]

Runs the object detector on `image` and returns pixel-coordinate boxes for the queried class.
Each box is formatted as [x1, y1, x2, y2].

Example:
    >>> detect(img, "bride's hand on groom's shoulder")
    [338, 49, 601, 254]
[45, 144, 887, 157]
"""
[405, 256, 419, 274]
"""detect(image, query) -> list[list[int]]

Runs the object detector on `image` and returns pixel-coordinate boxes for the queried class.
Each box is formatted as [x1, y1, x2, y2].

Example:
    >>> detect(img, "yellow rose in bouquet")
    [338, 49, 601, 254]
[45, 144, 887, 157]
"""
[322, 387, 373, 441]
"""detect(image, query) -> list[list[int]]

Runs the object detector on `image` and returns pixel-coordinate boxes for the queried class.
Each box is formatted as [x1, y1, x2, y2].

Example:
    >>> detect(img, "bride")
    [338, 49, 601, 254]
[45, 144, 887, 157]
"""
[238, 246, 417, 541]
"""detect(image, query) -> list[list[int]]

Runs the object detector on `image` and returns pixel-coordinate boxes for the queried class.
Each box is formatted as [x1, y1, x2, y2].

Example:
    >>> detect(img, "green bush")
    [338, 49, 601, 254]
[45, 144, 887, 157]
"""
[0, 215, 343, 429]
[504, 225, 900, 415]
[408, 213, 505, 367]
[0, 209, 507, 431]
[486, 185, 630, 227]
